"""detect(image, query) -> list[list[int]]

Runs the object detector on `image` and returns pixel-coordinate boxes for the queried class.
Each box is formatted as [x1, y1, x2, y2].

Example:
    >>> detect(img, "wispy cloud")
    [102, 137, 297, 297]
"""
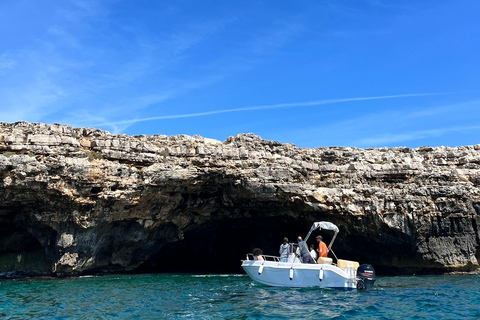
[0, 2, 238, 128]
[249, 21, 304, 55]
[350, 100, 480, 146]
[63, 93, 172, 134]
[286, 99, 480, 148]
[0, 77, 65, 122]
[357, 125, 480, 146]
[0, 53, 16, 75]
[94, 92, 444, 128]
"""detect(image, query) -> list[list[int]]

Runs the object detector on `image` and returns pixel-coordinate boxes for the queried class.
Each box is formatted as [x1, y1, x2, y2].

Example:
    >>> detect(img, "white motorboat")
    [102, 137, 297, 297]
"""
[241, 221, 376, 290]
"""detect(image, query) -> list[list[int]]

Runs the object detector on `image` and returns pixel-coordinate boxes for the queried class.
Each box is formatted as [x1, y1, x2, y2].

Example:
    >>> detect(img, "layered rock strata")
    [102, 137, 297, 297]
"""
[1, 121, 480, 277]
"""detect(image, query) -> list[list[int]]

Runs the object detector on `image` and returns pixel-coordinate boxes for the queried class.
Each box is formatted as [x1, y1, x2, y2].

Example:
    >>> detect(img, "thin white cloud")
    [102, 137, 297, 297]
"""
[250, 22, 304, 55]
[95, 92, 444, 127]
[59, 0, 108, 22]
[0, 77, 65, 122]
[357, 125, 480, 146]
[47, 26, 81, 49]
[62, 93, 173, 134]
[285, 99, 480, 148]
[0, 53, 16, 75]
[348, 100, 480, 147]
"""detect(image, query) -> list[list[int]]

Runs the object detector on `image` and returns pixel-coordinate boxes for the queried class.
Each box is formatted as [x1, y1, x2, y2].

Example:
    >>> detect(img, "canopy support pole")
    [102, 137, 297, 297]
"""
[327, 231, 338, 251]
[304, 229, 314, 243]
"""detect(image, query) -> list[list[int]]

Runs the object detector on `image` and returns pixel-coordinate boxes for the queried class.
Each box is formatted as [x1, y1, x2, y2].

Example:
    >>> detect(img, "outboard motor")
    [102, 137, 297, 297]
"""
[356, 264, 376, 290]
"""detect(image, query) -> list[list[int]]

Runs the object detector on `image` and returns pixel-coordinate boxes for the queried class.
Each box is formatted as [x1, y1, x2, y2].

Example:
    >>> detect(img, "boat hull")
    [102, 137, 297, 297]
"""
[241, 260, 357, 290]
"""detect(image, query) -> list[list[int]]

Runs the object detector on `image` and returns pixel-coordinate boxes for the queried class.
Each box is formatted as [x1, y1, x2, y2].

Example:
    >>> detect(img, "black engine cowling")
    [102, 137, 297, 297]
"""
[356, 264, 376, 290]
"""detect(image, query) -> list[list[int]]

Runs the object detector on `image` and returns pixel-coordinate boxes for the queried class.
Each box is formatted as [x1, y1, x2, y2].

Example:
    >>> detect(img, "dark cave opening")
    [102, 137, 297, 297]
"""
[0, 224, 41, 253]
[134, 215, 400, 275]
[0, 222, 52, 276]
[137, 216, 315, 274]
[134, 214, 425, 276]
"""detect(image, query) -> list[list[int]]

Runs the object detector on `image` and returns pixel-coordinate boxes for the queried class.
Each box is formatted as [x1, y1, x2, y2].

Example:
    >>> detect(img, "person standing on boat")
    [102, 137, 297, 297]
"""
[297, 236, 314, 263]
[309, 245, 317, 261]
[316, 235, 329, 258]
[279, 237, 290, 262]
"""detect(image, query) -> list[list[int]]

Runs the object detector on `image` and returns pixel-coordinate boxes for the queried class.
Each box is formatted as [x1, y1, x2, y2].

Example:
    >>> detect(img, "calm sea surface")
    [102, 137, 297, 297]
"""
[1, 273, 479, 319]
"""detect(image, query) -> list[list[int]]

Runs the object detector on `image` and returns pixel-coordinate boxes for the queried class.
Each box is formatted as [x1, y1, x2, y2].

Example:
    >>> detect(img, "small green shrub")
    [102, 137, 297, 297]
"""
[2, 151, 16, 157]
[87, 151, 103, 161]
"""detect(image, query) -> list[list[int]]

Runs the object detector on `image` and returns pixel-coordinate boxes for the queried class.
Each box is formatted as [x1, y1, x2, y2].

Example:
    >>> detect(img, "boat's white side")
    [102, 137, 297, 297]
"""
[241, 260, 357, 290]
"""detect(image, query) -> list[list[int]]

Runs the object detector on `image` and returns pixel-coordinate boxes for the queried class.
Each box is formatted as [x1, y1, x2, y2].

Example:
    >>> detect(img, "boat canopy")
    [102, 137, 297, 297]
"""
[309, 221, 339, 233]
[304, 221, 340, 252]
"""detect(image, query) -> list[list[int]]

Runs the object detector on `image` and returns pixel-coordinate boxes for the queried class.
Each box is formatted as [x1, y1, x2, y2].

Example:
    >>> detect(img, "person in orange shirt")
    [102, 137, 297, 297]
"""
[316, 235, 328, 258]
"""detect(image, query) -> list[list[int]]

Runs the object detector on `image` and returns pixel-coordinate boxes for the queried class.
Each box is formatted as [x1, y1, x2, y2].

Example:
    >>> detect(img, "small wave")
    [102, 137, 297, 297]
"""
[191, 274, 246, 278]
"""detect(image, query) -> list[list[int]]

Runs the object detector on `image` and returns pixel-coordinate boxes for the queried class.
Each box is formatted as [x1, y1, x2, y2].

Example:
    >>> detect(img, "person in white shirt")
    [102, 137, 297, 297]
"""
[309, 245, 318, 261]
[279, 237, 290, 262]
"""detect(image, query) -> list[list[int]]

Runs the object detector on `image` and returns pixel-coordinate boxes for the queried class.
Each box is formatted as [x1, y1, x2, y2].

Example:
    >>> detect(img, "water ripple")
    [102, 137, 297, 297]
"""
[1, 274, 479, 319]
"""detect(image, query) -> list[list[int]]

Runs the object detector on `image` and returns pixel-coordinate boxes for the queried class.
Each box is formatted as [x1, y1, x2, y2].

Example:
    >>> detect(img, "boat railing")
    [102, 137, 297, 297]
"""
[245, 253, 280, 262]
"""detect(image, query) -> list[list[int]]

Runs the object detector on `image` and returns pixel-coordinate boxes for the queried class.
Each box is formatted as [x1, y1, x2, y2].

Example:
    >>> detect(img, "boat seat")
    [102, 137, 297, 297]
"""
[317, 257, 332, 265]
[337, 259, 359, 270]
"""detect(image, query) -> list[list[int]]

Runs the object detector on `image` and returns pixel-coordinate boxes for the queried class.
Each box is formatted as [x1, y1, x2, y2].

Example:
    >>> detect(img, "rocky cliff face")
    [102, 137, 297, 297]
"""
[1, 121, 479, 277]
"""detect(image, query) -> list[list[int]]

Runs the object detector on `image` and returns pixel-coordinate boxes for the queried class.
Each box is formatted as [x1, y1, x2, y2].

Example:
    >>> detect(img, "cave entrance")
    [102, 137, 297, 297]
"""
[137, 216, 313, 274]
[0, 222, 52, 277]
[136, 216, 416, 275]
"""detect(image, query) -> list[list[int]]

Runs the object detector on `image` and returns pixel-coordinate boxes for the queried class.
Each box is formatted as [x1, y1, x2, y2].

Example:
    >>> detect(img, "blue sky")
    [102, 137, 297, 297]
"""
[0, 0, 479, 148]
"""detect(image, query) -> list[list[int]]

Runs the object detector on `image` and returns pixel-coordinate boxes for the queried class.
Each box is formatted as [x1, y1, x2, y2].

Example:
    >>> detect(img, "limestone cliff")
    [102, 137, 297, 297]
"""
[1, 121, 479, 277]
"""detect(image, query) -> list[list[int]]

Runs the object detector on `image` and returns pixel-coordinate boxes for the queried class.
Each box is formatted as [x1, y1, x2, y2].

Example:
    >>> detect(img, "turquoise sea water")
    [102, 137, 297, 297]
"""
[1, 273, 479, 319]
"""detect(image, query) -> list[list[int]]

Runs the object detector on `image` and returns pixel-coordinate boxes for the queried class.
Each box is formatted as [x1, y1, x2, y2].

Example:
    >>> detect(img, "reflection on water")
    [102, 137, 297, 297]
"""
[0, 274, 480, 319]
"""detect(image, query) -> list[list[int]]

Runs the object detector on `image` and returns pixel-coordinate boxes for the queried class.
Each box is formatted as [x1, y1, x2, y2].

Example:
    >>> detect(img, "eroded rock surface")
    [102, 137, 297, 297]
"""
[1, 121, 480, 277]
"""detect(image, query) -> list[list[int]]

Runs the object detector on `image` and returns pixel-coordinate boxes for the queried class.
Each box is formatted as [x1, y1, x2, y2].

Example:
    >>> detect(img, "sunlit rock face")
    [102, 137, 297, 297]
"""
[1, 121, 480, 277]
